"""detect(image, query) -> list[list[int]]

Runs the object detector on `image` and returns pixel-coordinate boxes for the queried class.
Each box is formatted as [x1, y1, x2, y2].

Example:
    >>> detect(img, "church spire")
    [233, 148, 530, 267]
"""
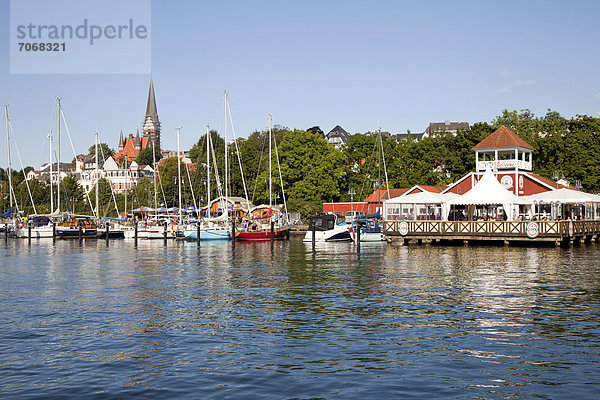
[118, 129, 124, 152]
[142, 76, 161, 149]
[146, 77, 158, 119]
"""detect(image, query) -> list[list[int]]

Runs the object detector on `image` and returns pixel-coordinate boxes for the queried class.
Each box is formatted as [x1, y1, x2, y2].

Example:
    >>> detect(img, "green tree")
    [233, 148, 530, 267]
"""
[256, 129, 347, 217]
[88, 143, 115, 157]
[135, 145, 162, 166]
[60, 174, 85, 213]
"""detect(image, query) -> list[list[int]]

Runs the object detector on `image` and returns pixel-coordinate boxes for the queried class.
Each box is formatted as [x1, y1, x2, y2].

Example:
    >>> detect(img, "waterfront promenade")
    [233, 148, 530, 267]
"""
[384, 219, 600, 246]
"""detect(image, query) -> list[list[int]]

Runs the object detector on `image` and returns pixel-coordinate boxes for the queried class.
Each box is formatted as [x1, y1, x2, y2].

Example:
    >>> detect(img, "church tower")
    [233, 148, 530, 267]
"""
[142, 77, 161, 149]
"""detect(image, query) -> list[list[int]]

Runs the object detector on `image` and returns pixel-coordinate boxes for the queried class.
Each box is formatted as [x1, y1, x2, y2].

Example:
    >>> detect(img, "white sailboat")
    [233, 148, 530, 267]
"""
[235, 113, 289, 241]
[183, 118, 230, 240]
[352, 127, 387, 242]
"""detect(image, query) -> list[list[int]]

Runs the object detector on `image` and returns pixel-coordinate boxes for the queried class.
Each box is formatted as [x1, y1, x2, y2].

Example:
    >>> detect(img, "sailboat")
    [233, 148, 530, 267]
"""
[351, 127, 387, 242]
[183, 124, 230, 240]
[235, 114, 289, 241]
[9, 102, 59, 238]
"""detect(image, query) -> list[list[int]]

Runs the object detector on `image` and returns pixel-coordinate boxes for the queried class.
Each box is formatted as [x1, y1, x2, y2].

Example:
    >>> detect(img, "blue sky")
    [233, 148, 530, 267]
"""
[1, 0, 600, 168]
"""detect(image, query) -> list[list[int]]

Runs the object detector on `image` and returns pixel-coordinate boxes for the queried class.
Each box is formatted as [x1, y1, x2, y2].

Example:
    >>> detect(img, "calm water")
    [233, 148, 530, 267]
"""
[1, 238, 600, 399]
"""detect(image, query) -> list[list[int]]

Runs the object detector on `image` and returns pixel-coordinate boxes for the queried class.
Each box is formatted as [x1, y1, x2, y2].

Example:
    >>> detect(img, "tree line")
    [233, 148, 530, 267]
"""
[2, 109, 600, 218]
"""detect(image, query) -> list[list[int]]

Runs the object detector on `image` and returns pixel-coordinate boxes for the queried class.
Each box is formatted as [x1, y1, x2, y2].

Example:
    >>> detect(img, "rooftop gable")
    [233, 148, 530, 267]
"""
[472, 125, 535, 151]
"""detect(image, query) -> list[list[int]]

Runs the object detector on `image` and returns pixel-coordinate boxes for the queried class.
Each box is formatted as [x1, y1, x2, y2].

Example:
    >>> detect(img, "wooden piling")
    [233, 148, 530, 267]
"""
[231, 219, 236, 247]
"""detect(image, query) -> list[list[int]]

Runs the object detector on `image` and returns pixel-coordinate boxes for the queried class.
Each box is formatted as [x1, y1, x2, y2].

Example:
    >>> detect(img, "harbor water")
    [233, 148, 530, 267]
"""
[1, 238, 600, 399]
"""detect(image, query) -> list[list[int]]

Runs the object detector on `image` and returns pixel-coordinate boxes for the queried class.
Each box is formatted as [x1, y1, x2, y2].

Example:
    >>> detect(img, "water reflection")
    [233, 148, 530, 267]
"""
[1, 239, 600, 399]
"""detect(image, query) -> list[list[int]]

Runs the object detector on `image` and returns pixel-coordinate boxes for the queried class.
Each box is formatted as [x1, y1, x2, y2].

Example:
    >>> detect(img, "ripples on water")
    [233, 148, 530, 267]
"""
[1, 239, 599, 399]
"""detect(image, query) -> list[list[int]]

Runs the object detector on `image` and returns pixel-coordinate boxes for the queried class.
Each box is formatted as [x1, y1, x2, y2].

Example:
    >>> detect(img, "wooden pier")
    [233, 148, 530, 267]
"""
[383, 220, 600, 246]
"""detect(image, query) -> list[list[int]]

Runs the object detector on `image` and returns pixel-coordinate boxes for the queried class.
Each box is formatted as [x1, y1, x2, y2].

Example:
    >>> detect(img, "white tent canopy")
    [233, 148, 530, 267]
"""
[384, 192, 458, 220]
[388, 191, 458, 204]
[447, 168, 531, 220]
[525, 188, 600, 204]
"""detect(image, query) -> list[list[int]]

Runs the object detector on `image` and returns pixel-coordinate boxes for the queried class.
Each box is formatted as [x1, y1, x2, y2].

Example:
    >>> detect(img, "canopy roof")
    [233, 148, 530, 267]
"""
[386, 191, 458, 204]
[472, 125, 535, 151]
[525, 188, 600, 204]
[448, 168, 531, 206]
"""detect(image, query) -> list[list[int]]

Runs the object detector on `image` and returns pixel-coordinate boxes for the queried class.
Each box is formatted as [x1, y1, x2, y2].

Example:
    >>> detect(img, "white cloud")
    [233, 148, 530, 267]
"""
[514, 80, 536, 87]
[497, 87, 512, 93]
[501, 68, 512, 79]
[593, 92, 600, 100]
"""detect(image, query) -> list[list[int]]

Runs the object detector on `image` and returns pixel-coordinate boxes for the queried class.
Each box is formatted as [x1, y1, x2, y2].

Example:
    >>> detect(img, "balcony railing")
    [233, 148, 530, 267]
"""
[383, 220, 600, 240]
[476, 160, 532, 171]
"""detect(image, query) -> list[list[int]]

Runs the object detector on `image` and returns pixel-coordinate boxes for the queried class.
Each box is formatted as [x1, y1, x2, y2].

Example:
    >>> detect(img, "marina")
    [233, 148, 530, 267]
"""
[2, 238, 600, 399]
[3, 1, 600, 398]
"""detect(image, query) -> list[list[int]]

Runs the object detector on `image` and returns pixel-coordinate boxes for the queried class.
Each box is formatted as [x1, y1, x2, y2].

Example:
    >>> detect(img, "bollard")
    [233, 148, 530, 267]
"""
[356, 222, 361, 253]
[78, 225, 83, 242]
[52, 222, 56, 243]
[231, 218, 236, 247]
[4, 224, 7, 241]
[311, 222, 316, 250]
[196, 224, 200, 246]
[270, 220, 274, 243]
[105, 224, 110, 244]
[134, 223, 138, 241]
[28, 222, 32, 242]
[163, 221, 168, 244]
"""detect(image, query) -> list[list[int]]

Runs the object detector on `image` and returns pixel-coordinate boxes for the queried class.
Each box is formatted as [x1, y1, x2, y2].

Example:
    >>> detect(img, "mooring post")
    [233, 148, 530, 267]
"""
[163, 221, 168, 244]
[4, 224, 7, 241]
[28, 222, 32, 242]
[196, 223, 200, 246]
[78, 225, 83, 242]
[270, 220, 274, 243]
[356, 222, 361, 253]
[134, 223, 138, 242]
[311, 222, 316, 250]
[105, 224, 110, 245]
[231, 218, 236, 247]
[52, 222, 56, 243]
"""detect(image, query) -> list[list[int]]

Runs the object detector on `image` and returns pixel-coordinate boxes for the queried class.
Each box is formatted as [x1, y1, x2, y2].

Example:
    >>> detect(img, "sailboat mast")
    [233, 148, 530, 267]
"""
[377, 127, 381, 212]
[224, 91, 228, 218]
[206, 125, 210, 214]
[4, 105, 13, 212]
[152, 140, 158, 217]
[95, 132, 99, 219]
[48, 133, 54, 213]
[269, 113, 272, 209]
[177, 126, 182, 222]
[57, 98, 61, 213]
[124, 158, 127, 219]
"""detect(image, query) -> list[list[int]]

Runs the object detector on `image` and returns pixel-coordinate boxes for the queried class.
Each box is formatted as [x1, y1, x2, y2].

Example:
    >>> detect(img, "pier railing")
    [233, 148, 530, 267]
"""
[383, 220, 600, 241]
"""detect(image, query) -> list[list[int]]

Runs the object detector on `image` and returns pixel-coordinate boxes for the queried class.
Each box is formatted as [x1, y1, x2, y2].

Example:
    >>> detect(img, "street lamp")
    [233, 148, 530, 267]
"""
[348, 187, 356, 215]
[552, 170, 565, 181]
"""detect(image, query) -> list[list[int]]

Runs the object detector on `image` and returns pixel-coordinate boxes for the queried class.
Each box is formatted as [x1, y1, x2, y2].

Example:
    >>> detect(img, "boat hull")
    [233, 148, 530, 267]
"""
[302, 227, 351, 242]
[184, 228, 231, 240]
[97, 229, 125, 239]
[55, 228, 98, 239]
[15, 225, 54, 238]
[235, 228, 289, 241]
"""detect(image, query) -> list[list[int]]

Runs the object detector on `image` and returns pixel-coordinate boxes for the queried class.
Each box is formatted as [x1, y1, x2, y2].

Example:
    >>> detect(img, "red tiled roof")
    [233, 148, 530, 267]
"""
[472, 125, 535, 150]
[364, 188, 409, 202]
[527, 172, 574, 190]
[417, 185, 445, 193]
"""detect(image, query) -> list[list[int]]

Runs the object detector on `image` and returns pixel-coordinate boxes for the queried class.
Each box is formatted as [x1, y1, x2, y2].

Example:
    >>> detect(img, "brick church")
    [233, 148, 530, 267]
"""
[114, 78, 161, 163]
